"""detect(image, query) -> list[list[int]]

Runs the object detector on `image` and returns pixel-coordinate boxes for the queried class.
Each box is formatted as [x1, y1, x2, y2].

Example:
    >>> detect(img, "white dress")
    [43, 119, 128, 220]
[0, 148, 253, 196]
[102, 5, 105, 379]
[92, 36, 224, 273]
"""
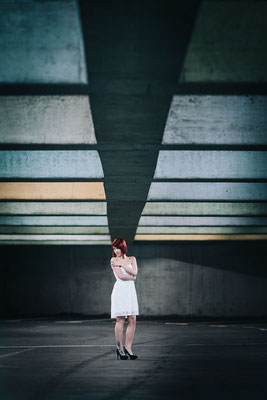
[111, 261, 139, 319]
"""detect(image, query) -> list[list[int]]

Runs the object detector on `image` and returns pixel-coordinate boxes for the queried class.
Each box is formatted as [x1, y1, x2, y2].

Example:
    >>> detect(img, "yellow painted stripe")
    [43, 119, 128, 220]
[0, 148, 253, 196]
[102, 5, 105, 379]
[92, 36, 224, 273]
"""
[134, 234, 267, 241]
[0, 182, 106, 200]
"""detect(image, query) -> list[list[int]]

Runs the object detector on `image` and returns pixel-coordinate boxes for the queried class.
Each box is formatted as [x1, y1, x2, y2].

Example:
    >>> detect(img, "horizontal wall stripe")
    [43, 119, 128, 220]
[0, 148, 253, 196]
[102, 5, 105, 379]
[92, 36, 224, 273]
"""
[154, 151, 267, 179]
[141, 202, 267, 216]
[0, 96, 96, 144]
[0, 151, 104, 179]
[0, 201, 107, 215]
[0, 182, 106, 200]
[138, 216, 267, 226]
[134, 234, 267, 241]
[147, 182, 267, 201]
[136, 227, 267, 234]
[0, 216, 108, 226]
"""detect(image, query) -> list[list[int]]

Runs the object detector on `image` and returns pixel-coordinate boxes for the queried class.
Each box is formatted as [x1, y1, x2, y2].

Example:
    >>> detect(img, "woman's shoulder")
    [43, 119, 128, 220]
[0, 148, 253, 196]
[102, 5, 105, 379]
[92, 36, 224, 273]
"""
[128, 255, 136, 260]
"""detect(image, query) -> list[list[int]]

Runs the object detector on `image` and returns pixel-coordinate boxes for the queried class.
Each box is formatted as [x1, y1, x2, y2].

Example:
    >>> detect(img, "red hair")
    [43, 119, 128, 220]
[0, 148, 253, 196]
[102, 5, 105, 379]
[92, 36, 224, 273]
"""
[111, 237, 127, 258]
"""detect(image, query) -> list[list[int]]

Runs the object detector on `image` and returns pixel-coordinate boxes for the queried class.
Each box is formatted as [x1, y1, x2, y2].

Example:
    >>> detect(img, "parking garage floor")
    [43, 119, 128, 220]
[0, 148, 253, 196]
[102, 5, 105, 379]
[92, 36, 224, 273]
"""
[1, 317, 267, 400]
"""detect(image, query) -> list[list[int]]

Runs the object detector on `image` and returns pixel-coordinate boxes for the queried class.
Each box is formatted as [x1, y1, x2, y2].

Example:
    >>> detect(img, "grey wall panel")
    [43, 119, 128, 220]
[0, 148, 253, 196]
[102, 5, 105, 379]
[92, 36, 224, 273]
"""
[163, 96, 267, 145]
[1, 243, 267, 317]
[0, 151, 104, 179]
[154, 150, 267, 179]
[0, 96, 96, 145]
[0, 226, 109, 234]
[147, 182, 267, 201]
[0, 0, 87, 83]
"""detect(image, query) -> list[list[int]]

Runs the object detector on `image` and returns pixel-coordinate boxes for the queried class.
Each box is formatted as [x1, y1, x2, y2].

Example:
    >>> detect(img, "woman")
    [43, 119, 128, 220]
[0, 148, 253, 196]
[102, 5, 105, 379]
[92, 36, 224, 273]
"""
[110, 237, 139, 360]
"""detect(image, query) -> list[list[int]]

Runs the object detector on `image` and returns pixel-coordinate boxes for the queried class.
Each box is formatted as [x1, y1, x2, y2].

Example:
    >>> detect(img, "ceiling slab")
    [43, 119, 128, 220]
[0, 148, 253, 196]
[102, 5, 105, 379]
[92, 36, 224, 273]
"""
[0, 0, 87, 83]
[0, 96, 96, 145]
[0, 226, 109, 234]
[162, 95, 267, 145]
[147, 182, 267, 201]
[0, 151, 103, 179]
[0, 202, 106, 215]
[180, 1, 267, 83]
[136, 226, 267, 234]
[139, 216, 267, 226]
[141, 202, 267, 216]
[154, 150, 267, 179]
[134, 234, 267, 241]
[0, 216, 108, 226]
[0, 182, 106, 200]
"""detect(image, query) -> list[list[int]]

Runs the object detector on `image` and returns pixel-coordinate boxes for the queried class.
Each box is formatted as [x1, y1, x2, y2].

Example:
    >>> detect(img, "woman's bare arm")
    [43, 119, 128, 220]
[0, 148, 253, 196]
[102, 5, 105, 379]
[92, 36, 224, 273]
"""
[112, 266, 136, 281]
[122, 257, 137, 276]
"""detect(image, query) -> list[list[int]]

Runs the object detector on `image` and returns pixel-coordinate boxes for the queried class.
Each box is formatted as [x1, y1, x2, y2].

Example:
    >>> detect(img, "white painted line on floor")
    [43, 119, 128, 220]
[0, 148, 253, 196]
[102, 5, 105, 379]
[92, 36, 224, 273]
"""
[0, 347, 35, 359]
[1, 343, 267, 349]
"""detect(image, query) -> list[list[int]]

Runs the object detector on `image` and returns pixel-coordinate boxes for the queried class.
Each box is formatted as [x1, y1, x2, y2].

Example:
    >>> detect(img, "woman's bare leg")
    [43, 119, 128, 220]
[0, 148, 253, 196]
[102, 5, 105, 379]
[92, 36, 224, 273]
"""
[125, 315, 136, 354]
[115, 316, 126, 354]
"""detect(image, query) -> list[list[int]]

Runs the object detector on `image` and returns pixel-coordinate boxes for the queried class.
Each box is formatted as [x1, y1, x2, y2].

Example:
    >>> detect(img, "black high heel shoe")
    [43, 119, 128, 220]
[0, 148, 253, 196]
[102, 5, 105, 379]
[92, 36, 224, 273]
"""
[123, 346, 138, 360]
[116, 348, 128, 360]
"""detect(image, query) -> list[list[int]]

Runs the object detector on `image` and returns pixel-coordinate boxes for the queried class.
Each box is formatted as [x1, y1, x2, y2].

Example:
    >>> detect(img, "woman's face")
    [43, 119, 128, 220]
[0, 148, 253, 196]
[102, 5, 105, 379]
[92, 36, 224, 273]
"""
[113, 246, 123, 257]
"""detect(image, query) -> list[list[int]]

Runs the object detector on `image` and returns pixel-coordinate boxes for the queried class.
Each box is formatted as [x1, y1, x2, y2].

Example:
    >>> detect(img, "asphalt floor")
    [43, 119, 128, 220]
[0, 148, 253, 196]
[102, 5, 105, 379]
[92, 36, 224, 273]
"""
[1, 317, 267, 400]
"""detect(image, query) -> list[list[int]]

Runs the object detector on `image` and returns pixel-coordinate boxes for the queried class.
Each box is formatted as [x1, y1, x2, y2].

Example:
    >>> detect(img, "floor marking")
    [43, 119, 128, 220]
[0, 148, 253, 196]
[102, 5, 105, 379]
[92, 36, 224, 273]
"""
[1, 343, 267, 349]
[0, 347, 35, 359]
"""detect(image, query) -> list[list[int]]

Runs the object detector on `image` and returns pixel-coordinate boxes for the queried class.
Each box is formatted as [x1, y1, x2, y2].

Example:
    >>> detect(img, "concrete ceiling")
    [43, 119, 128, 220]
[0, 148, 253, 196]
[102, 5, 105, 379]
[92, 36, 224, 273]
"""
[0, 0, 267, 245]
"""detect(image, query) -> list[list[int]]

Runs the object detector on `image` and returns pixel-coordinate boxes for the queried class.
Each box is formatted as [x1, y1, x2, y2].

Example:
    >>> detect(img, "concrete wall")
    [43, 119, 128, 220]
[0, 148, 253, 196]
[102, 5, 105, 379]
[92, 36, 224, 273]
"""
[1, 242, 267, 319]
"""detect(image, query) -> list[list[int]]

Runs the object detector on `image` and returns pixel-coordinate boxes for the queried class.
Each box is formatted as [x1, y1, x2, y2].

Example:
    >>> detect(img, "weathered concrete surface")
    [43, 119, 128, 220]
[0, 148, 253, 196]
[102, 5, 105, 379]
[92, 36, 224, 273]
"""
[0, 151, 103, 179]
[1, 319, 267, 400]
[0, 226, 109, 234]
[0, 96, 96, 144]
[180, 1, 267, 82]
[141, 202, 267, 216]
[154, 150, 267, 179]
[1, 242, 267, 318]
[163, 95, 267, 144]
[0, 0, 87, 83]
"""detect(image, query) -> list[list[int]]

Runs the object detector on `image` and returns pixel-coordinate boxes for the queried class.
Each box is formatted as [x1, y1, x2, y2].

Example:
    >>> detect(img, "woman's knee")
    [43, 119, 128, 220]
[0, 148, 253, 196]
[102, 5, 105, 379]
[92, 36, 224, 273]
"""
[128, 315, 136, 323]
[116, 316, 126, 324]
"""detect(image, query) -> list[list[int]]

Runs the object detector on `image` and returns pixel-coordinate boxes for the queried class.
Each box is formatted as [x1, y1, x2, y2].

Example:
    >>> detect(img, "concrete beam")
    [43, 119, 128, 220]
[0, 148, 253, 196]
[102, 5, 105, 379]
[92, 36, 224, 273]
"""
[141, 202, 267, 216]
[0, 202, 106, 215]
[0, 96, 96, 144]
[147, 182, 267, 201]
[0, 182, 106, 200]
[163, 96, 267, 145]
[154, 150, 267, 179]
[0, 151, 104, 179]
[0, 0, 87, 83]
[0, 240, 111, 245]
[180, 1, 267, 83]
